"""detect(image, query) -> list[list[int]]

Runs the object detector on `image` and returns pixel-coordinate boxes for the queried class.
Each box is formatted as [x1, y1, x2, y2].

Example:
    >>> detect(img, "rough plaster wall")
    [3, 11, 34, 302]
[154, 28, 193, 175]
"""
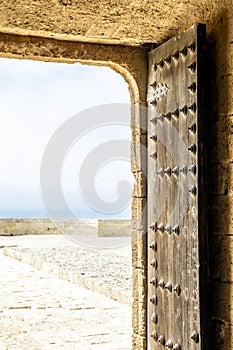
[0, 1, 232, 349]
[207, 8, 233, 349]
[0, 0, 226, 46]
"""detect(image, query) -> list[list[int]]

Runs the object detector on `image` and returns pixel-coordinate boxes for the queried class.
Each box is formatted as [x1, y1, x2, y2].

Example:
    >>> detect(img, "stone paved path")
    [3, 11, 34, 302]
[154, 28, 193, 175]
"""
[0, 252, 131, 350]
[1, 235, 132, 305]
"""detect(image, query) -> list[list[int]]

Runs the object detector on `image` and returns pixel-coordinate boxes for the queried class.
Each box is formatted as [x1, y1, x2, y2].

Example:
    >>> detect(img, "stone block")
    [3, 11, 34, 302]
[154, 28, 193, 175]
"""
[210, 319, 233, 350]
[131, 133, 147, 173]
[210, 234, 233, 283]
[132, 299, 147, 336]
[132, 229, 147, 269]
[132, 332, 147, 350]
[210, 280, 233, 324]
[131, 197, 147, 231]
[208, 195, 233, 233]
[132, 170, 147, 198]
[98, 219, 131, 237]
[208, 162, 233, 196]
[132, 268, 147, 302]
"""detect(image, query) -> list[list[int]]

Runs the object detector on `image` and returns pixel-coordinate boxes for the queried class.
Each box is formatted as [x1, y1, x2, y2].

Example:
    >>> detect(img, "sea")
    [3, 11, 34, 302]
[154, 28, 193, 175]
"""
[0, 209, 130, 219]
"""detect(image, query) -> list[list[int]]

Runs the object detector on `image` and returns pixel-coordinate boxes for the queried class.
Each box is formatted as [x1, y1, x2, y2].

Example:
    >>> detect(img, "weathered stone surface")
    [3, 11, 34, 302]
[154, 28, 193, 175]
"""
[131, 134, 147, 174]
[210, 234, 233, 282]
[98, 219, 131, 237]
[132, 268, 147, 301]
[209, 162, 233, 196]
[132, 230, 147, 269]
[0, 218, 98, 236]
[0, 0, 225, 47]
[131, 197, 147, 231]
[132, 298, 147, 337]
[132, 171, 147, 198]
[210, 280, 233, 324]
[132, 332, 147, 350]
[1, 234, 132, 305]
[208, 129, 233, 164]
[208, 195, 233, 233]
[210, 319, 233, 350]
[0, 218, 132, 237]
[0, 250, 132, 349]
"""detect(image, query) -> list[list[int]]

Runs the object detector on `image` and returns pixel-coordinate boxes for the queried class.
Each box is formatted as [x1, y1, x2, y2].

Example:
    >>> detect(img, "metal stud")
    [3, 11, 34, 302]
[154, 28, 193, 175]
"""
[150, 81, 157, 88]
[150, 152, 157, 160]
[172, 225, 180, 235]
[165, 339, 173, 349]
[189, 164, 196, 175]
[172, 51, 179, 61]
[188, 82, 196, 93]
[180, 105, 188, 115]
[150, 117, 157, 125]
[188, 62, 196, 73]
[150, 99, 157, 106]
[158, 335, 165, 346]
[151, 313, 158, 324]
[150, 277, 157, 286]
[189, 102, 197, 113]
[165, 282, 172, 292]
[171, 109, 179, 119]
[151, 330, 158, 341]
[173, 343, 181, 350]
[150, 241, 157, 251]
[157, 168, 164, 176]
[180, 46, 188, 57]
[164, 167, 171, 176]
[180, 165, 188, 175]
[151, 259, 158, 269]
[188, 123, 196, 133]
[150, 135, 157, 142]
[157, 115, 165, 123]
[150, 294, 158, 305]
[190, 330, 199, 343]
[157, 223, 164, 231]
[164, 112, 172, 120]
[158, 60, 164, 69]
[158, 279, 165, 289]
[150, 223, 157, 231]
[188, 42, 196, 52]
[188, 144, 197, 154]
[164, 56, 172, 66]
[164, 225, 172, 234]
[173, 284, 181, 296]
[172, 166, 179, 176]
[189, 185, 197, 196]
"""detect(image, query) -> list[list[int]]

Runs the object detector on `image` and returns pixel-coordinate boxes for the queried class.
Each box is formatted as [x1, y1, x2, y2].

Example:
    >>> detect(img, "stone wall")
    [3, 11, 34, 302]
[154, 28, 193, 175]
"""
[206, 10, 233, 348]
[0, 219, 131, 237]
[98, 219, 131, 237]
[0, 1, 233, 349]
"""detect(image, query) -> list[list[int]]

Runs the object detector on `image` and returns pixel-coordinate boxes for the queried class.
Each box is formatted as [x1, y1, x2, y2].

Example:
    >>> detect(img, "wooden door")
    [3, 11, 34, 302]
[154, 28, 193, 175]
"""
[147, 24, 208, 350]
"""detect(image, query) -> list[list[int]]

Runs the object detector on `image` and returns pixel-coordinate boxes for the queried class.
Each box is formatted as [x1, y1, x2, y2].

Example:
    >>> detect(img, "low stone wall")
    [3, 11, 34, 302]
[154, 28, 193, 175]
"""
[0, 219, 131, 237]
[98, 219, 131, 237]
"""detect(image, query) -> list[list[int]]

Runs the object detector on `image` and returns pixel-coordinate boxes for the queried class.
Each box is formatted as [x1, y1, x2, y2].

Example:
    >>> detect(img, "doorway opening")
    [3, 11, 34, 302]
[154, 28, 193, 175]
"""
[0, 57, 133, 349]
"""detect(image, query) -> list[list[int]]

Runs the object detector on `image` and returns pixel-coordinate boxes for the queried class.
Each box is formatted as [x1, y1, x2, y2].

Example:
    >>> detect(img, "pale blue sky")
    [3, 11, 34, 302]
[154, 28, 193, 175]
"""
[0, 58, 132, 218]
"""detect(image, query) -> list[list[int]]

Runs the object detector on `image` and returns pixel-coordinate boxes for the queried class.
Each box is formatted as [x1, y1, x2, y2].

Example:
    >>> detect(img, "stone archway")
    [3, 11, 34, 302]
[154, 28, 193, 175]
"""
[0, 31, 149, 349]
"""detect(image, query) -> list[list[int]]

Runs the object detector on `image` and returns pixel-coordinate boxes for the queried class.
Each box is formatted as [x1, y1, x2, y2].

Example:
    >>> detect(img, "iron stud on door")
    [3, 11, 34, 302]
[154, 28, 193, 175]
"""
[147, 24, 208, 349]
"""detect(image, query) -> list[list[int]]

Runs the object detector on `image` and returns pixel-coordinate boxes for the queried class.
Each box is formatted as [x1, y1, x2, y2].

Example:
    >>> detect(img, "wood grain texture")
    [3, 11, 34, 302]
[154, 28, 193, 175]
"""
[147, 24, 208, 350]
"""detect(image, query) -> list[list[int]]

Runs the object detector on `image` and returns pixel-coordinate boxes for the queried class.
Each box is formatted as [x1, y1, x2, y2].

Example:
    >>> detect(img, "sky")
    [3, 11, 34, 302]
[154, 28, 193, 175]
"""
[0, 58, 133, 218]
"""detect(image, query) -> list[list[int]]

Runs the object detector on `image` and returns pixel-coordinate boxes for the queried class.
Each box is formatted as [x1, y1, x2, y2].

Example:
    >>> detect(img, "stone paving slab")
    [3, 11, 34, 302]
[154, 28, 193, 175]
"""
[0, 252, 131, 350]
[1, 235, 132, 305]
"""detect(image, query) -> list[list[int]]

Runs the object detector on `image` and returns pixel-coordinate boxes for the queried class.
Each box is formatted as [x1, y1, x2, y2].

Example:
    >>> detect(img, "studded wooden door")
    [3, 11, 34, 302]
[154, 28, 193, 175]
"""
[147, 24, 208, 350]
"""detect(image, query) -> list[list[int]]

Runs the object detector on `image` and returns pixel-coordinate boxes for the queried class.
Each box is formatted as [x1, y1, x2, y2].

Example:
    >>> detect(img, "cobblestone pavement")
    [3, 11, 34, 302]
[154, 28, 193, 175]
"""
[0, 251, 131, 350]
[1, 235, 132, 305]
